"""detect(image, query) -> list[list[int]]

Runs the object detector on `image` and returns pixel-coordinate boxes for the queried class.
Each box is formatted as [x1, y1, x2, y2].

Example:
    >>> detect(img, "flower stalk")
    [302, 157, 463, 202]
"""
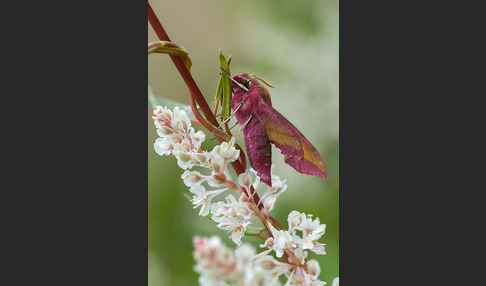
[148, 1, 265, 211]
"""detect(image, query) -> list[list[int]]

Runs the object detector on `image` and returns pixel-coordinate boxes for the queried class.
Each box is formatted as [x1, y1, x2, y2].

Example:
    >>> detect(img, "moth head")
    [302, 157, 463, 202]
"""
[231, 74, 251, 93]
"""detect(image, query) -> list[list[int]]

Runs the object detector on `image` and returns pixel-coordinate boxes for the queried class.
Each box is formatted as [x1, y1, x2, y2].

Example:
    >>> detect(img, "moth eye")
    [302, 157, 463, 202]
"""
[243, 80, 250, 89]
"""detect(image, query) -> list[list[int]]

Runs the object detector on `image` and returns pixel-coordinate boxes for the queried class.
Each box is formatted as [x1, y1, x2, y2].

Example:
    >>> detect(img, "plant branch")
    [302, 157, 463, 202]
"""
[148, 2, 285, 238]
[148, 2, 218, 128]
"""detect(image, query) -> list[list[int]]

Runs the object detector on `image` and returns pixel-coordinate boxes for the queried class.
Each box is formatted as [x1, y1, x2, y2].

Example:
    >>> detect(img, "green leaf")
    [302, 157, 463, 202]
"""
[214, 76, 224, 111]
[218, 50, 233, 120]
[148, 41, 192, 71]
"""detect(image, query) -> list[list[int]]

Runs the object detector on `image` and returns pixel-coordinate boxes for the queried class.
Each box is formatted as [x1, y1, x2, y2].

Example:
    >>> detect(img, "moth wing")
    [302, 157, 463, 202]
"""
[243, 117, 272, 186]
[256, 103, 327, 180]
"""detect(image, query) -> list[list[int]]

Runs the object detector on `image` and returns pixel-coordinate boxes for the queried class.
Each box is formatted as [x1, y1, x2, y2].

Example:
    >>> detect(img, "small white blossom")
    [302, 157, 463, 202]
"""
[249, 168, 261, 189]
[154, 137, 172, 156]
[173, 151, 195, 170]
[152, 105, 172, 127]
[285, 264, 327, 286]
[291, 247, 308, 265]
[288, 210, 305, 233]
[263, 195, 277, 212]
[181, 170, 207, 187]
[211, 194, 253, 245]
[288, 211, 327, 255]
[300, 214, 326, 241]
[306, 260, 320, 279]
[266, 224, 297, 258]
[193, 236, 238, 283]
[268, 165, 288, 196]
[172, 106, 191, 130]
[238, 171, 253, 191]
[189, 185, 225, 216]
[191, 130, 206, 149]
[211, 137, 240, 163]
[258, 166, 287, 213]
[331, 277, 339, 286]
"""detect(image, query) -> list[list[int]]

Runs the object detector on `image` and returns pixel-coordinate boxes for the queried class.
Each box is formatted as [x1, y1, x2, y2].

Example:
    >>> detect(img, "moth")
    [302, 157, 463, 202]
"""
[230, 73, 327, 186]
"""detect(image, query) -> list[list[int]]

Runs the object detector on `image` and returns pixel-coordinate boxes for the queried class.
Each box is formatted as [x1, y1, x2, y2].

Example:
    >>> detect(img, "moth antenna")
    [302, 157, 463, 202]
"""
[251, 74, 274, 88]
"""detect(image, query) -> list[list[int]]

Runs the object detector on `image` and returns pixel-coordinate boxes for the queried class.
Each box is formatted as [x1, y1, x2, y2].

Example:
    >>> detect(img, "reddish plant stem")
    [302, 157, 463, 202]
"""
[148, 2, 278, 223]
[148, 3, 218, 128]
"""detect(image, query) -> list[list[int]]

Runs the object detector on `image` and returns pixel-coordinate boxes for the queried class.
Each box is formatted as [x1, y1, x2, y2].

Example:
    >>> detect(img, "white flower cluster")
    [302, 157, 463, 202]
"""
[193, 236, 335, 286]
[152, 106, 335, 286]
[264, 211, 326, 258]
[153, 106, 287, 245]
[152, 105, 206, 169]
[259, 211, 327, 286]
[193, 236, 290, 286]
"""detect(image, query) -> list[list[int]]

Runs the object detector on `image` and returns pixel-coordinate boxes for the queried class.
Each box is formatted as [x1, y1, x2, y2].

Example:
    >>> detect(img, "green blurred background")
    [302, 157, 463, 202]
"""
[148, 0, 338, 284]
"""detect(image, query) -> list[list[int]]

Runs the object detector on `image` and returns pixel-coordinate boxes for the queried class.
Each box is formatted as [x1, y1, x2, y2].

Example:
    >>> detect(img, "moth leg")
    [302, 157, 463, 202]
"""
[218, 102, 246, 129]
[229, 121, 239, 130]
[228, 114, 253, 131]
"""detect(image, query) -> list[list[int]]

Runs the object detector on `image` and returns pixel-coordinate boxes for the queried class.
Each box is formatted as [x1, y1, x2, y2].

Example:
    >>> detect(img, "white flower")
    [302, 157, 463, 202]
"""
[285, 264, 327, 286]
[172, 106, 191, 131]
[173, 149, 195, 170]
[189, 185, 226, 216]
[211, 194, 253, 245]
[238, 171, 253, 191]
[255, 254, 292, 277]
[249, 168, 261, 189]
[268, 165, 288, 196]
[306, 260, 321, 279]
[331, 277, 339, 286]
[193, 152, 210, 167]
[300, 214, 326, 241]
[193, 236, 238, 283]
[263, 195, 278, 212]
[266, 224, 297, 258]
[259, 166, 287, 213]
[152, 105, 172, 125]
[287, 211, 327, 255]
[291, 247, 308, 265]
[308, 241, 326, 255]
[154, 137, 173, 156]
[211, 137, 239, 163]
[181, 170, 207, 187]
[288, 210, 305, 233]
[191, 129, 206, 149]
[208, 153, 226, 175]
[156, 125, 173, 136]
[230, 223, 249, 245]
